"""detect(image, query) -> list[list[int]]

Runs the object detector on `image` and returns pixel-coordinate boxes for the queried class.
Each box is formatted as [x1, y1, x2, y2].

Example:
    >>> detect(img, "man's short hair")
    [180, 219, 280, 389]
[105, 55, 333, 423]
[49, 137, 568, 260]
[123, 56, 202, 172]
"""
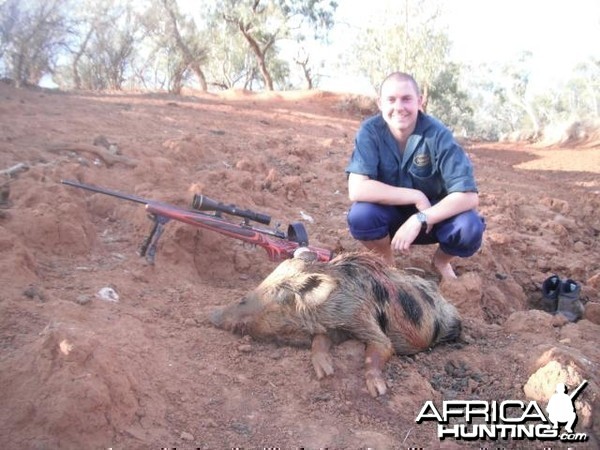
[379, 72, 421, 97]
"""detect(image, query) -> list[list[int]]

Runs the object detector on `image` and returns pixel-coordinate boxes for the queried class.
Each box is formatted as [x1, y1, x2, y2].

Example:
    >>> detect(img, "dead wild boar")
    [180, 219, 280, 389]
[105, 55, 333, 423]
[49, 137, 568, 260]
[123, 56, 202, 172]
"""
[210, 251, 461, 397]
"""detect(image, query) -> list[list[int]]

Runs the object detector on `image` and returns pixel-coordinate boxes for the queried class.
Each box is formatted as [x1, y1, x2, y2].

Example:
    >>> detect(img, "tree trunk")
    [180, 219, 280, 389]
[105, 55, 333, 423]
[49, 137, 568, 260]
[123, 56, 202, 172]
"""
[72, 28, 94, 90]
[170, 69, 184, 94]
[163, 0, 207, 92]
[296, 56, 313, 89]
[238, 24, 273, 91]
[189, 63, 208, 91]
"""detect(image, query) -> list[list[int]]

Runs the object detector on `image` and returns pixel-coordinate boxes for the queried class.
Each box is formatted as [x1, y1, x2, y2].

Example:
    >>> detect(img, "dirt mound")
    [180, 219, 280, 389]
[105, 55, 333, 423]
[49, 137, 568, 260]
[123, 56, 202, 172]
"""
[0, 84, 598, 448]
[539, 119, 600, 149]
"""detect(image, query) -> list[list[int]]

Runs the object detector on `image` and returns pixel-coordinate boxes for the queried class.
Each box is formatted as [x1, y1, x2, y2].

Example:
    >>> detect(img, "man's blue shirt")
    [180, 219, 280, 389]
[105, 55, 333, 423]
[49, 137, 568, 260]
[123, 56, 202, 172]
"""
[345, 112, 478, 201]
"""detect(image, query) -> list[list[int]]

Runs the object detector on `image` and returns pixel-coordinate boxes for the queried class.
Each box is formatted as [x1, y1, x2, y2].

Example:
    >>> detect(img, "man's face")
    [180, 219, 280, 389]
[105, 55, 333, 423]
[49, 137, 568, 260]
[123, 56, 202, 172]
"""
[378, 78, 422, 136]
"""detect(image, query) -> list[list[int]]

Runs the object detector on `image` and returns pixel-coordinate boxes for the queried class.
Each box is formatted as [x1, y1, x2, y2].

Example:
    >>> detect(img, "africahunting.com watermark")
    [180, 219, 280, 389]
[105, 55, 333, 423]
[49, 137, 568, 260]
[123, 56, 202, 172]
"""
[416, 380, 589, 443]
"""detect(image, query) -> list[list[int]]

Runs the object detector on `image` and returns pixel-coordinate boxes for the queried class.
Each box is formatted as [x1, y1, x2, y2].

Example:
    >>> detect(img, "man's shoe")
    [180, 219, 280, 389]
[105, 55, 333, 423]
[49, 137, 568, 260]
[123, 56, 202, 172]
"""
[556, 279, 584, 322]
[541, 275, 561, 313]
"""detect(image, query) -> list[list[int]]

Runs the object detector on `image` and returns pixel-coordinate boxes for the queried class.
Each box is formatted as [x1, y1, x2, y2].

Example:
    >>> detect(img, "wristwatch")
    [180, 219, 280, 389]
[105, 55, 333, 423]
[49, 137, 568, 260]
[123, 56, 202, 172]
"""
[416, 212, 428, 230]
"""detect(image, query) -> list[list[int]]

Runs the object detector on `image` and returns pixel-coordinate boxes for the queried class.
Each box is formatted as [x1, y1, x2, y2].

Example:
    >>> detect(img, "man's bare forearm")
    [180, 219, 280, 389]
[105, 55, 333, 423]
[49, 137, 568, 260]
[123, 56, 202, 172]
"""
[348, 174, 426, 206]
[420, 192, 479, 225]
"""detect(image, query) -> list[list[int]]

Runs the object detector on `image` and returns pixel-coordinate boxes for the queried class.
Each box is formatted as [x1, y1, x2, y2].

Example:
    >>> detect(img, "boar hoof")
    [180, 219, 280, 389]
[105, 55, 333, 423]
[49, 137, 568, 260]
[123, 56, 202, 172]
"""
[365, 370, 387, 397]
[311, 352, 334, 379]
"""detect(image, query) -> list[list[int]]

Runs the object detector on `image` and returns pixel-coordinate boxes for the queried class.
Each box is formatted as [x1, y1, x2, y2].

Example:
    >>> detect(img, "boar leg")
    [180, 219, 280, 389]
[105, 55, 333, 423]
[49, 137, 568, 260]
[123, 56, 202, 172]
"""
[364, 341, 393, 397]
[311, 333, 334, 379]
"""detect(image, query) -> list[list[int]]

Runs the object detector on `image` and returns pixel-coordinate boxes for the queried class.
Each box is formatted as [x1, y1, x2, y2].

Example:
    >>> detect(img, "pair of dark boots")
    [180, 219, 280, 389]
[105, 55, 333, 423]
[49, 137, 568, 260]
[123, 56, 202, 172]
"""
[541, 275, 584, 322]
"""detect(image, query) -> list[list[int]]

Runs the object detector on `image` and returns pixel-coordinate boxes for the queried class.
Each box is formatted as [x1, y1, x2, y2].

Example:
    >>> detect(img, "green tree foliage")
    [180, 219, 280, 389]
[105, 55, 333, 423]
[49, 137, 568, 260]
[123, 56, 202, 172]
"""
[142, 0, 208, 93]
[52, 0, 142, 90]
[347, 0, 450, 109]
[460, 54, 599, 141]
[0, 0, 597, 143]
[428, 63, 474, 136]
[202, 5, 275, 91]
[459, 61, 535, 141]
[568, 58, 599, 118]
[0, 0, 70, 87]
[213, 0, 337, 90]
[204, 26, 258, 89]
[493, 52, 542, 139]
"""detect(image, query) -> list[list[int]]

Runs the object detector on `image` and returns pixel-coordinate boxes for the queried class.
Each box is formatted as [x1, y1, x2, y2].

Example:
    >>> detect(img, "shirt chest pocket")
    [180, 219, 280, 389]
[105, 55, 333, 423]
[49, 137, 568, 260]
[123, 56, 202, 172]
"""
[408, 152, 434, 178]
[408, 152, 443, 199]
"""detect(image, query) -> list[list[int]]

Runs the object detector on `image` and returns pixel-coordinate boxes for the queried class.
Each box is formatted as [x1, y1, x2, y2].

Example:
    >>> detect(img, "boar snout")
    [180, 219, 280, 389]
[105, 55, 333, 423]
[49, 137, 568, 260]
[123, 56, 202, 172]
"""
[209, 304, 248, 335]
[209, 295, 264, 335]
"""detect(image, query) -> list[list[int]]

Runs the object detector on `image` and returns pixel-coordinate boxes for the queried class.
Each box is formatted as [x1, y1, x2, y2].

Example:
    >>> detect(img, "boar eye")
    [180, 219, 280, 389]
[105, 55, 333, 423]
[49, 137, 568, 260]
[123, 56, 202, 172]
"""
[238, 299, 247, 305]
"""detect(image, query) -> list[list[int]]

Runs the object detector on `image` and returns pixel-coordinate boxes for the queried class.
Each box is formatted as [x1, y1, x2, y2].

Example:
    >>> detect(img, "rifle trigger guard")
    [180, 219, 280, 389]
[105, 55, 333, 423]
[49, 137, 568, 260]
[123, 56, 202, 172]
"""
[241, 242, 257, 251]
[287, 222, 309, 246]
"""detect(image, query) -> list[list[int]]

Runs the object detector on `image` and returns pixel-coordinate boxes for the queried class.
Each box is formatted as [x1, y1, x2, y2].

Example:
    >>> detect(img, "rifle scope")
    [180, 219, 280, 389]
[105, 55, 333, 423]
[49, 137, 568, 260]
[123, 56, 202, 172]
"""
[191, 194, 271, 225]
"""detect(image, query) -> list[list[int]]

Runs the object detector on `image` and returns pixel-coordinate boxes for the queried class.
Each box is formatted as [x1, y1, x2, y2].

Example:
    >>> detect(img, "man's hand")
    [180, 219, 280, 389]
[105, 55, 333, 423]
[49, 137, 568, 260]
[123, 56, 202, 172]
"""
[391, 214, 429, 253]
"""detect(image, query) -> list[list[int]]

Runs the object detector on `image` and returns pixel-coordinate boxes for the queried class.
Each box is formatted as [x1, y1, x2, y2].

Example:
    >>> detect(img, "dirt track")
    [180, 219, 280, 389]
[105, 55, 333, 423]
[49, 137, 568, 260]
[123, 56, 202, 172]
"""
[0, 82, 599, 449]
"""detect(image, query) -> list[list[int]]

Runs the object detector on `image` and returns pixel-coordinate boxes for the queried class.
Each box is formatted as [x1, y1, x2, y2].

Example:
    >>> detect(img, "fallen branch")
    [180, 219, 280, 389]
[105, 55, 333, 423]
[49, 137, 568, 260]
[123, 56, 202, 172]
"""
[46, 143, 138, 168]
[0, 162, 29, 178]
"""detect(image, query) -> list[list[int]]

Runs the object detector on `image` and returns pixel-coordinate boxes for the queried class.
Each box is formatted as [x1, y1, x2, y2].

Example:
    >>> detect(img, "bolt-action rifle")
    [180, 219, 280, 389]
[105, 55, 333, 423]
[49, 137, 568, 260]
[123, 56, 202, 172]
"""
[61, 180, 333, 264]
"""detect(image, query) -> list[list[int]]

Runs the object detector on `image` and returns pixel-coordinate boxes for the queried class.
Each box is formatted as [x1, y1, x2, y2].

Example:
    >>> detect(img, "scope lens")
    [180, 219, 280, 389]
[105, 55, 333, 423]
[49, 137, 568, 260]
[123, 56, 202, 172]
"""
[191, 194, 202, 210]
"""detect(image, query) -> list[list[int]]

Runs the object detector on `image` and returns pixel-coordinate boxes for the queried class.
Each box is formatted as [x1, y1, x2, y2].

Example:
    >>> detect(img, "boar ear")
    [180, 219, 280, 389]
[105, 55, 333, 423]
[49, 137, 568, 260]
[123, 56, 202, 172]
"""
[293, 273, 337, 308]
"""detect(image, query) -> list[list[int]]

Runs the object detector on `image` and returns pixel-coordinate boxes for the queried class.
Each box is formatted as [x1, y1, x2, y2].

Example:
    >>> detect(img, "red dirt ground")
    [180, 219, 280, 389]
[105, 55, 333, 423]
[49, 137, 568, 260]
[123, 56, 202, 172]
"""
[0, 82, 599, 449]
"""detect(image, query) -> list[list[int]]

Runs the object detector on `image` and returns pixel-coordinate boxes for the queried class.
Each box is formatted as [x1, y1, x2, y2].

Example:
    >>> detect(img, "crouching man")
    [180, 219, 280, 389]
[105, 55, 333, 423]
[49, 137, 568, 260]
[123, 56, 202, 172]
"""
[346, 72, 485, 280]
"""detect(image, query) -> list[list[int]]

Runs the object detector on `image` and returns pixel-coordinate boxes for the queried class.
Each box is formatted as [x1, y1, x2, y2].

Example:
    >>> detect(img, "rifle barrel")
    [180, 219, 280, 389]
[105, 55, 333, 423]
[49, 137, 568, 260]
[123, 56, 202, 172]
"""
[61, 180, 150, 204]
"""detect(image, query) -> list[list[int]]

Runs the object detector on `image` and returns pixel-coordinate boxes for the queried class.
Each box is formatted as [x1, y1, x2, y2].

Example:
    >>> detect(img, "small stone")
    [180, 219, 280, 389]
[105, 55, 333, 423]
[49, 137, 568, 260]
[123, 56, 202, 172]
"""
[200, 418, 218, 428]
[180, 431, 194, 441]
[23, 285, 46, 302]
[76, 295, 92, 305]
[96, 287, 119, 302]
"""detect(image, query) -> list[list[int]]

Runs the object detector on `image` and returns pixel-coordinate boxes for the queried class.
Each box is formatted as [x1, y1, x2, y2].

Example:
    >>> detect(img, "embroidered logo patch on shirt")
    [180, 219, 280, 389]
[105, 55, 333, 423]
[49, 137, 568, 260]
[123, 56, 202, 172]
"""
[413, 153, 431, 167]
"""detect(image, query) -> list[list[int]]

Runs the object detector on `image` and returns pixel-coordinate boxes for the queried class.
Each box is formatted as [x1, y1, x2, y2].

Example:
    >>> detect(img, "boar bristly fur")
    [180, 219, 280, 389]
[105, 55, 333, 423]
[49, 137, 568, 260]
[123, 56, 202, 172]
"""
[210, 251, 461, 397]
